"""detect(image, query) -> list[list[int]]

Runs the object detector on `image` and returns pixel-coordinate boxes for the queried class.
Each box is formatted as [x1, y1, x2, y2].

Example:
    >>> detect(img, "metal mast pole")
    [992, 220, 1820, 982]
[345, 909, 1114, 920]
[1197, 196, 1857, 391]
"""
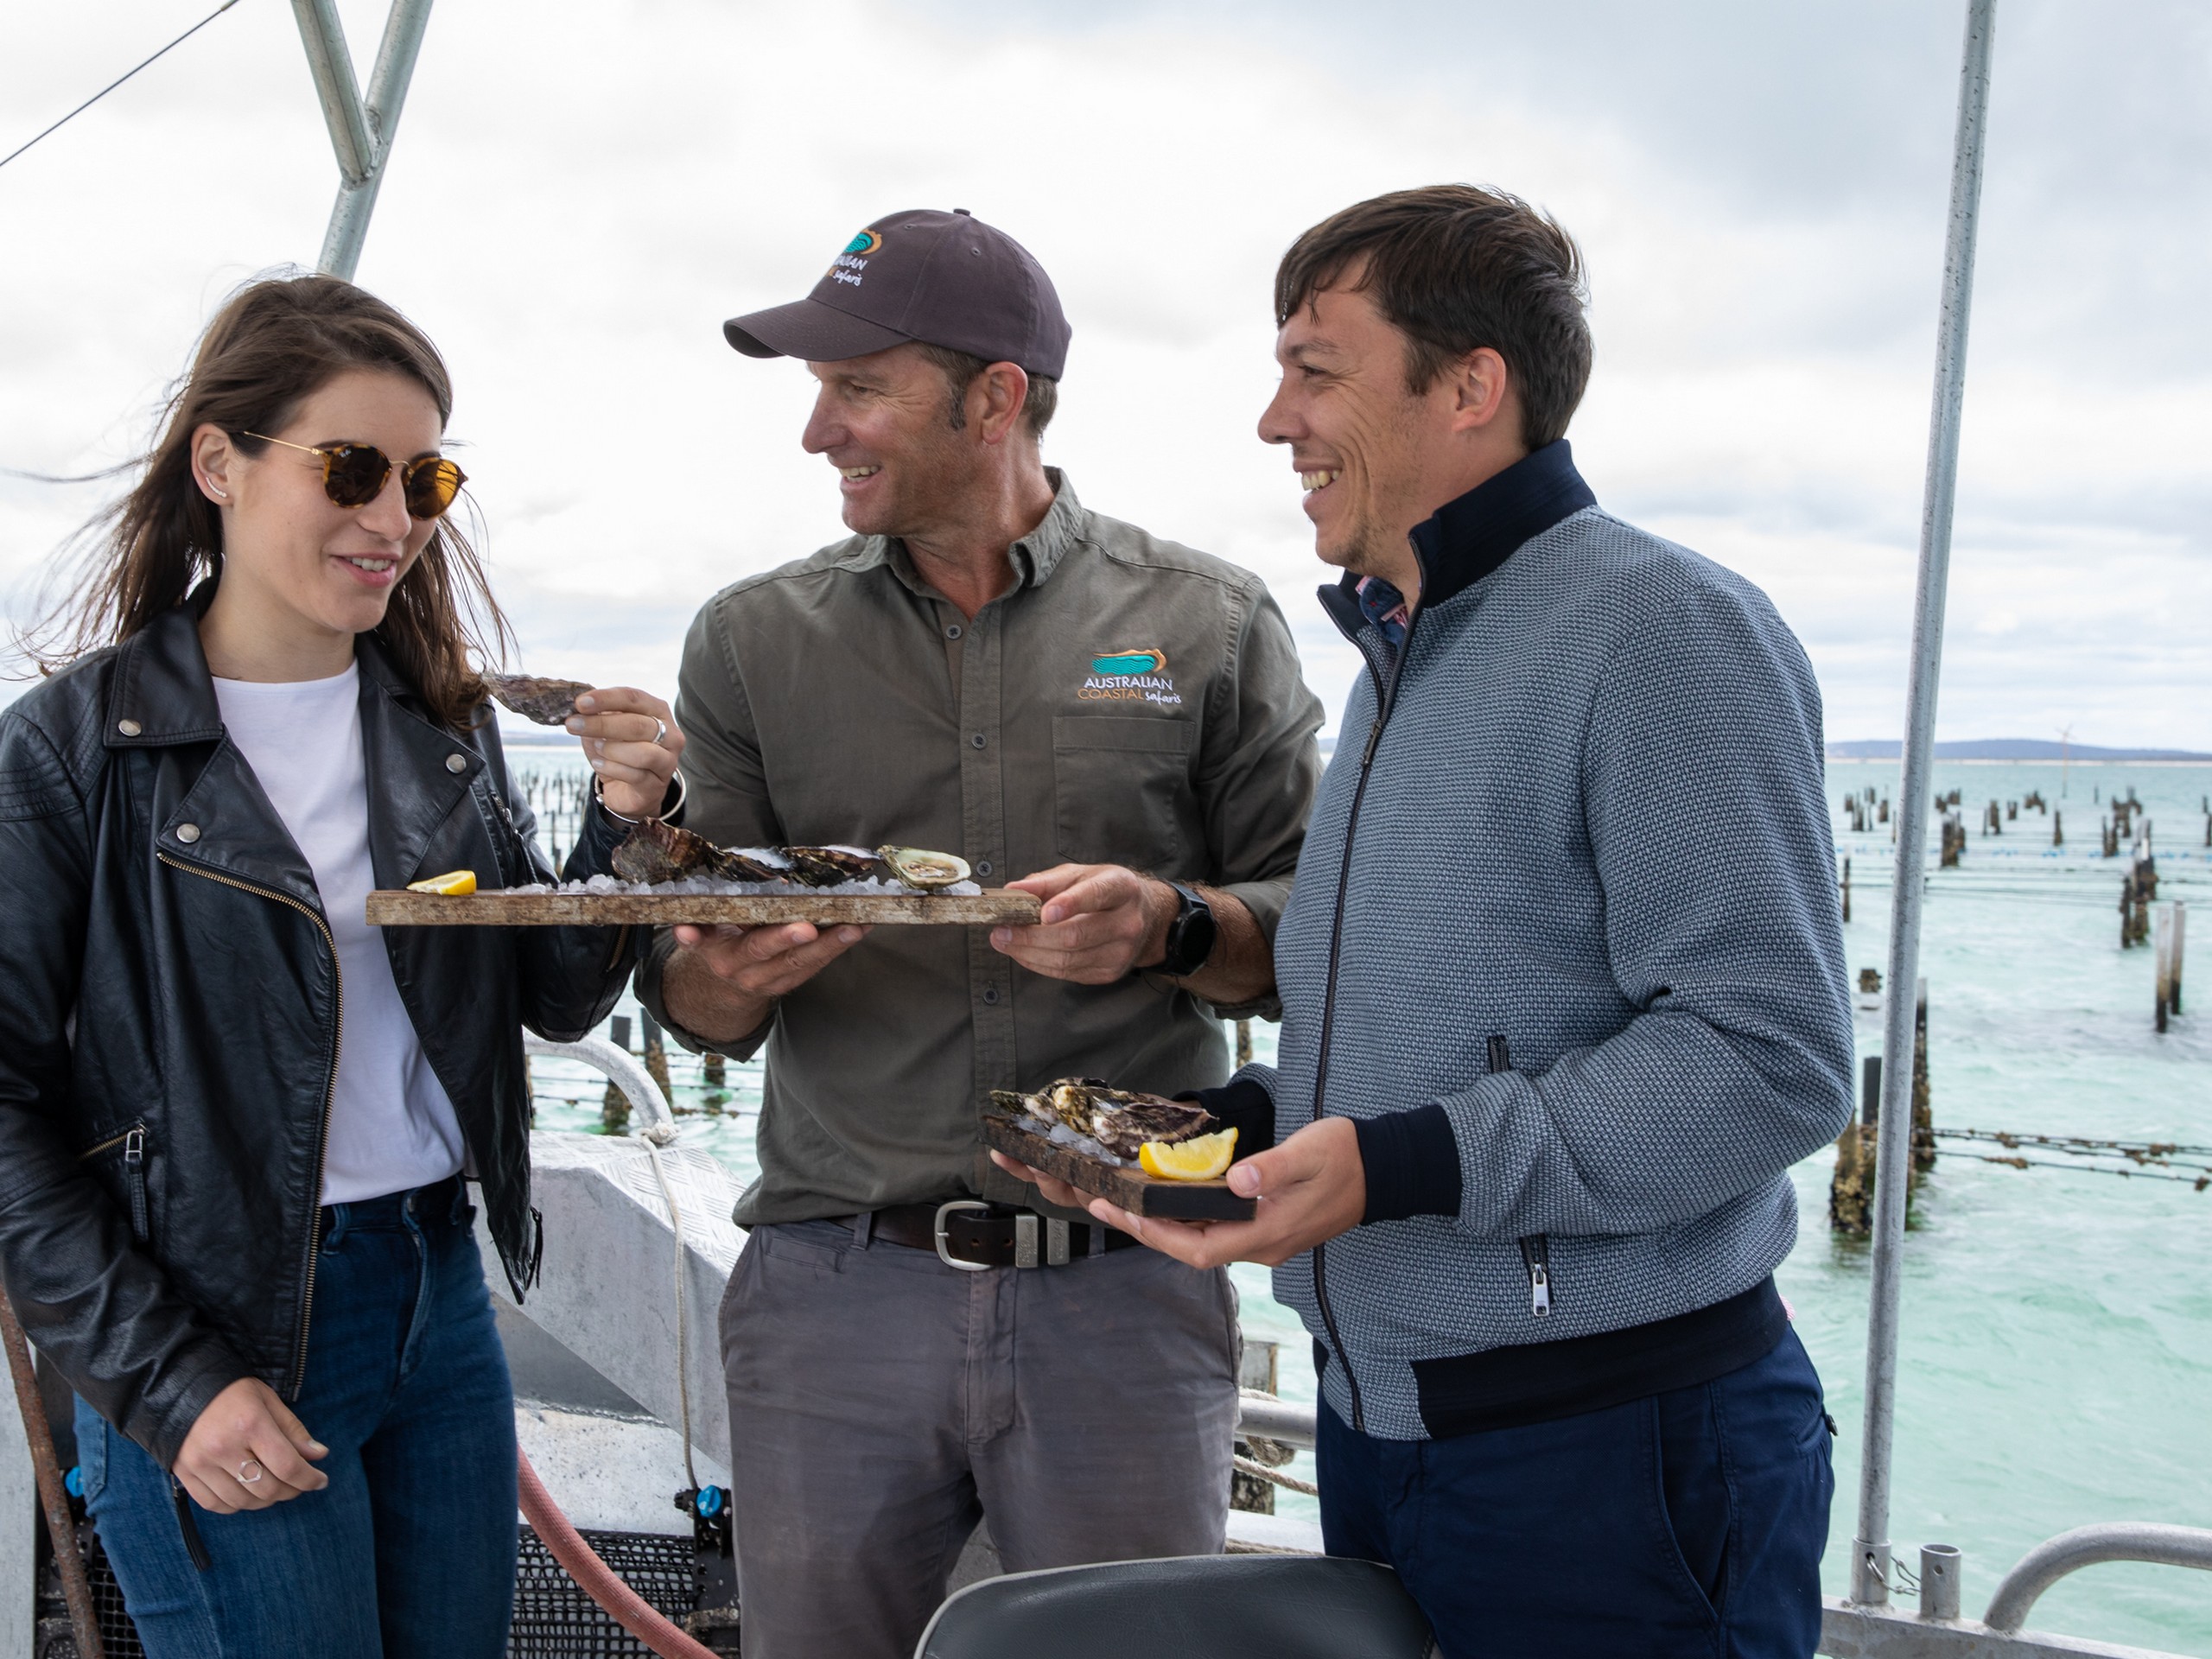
[290, 0, 435, 280]
[1850, 0, 1999, 1607]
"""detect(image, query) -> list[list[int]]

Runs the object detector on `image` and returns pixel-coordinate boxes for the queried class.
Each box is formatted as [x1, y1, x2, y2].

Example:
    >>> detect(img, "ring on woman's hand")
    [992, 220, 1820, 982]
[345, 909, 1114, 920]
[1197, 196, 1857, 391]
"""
[236, 1459, 264, 1486]
[653, 717, 667, 747]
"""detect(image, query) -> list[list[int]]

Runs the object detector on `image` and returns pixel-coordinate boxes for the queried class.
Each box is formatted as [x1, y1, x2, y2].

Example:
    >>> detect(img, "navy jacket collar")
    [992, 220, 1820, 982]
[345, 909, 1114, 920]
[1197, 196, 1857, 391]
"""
[1408, 438, 1595, 610]
[1319, 439, 1597, 645]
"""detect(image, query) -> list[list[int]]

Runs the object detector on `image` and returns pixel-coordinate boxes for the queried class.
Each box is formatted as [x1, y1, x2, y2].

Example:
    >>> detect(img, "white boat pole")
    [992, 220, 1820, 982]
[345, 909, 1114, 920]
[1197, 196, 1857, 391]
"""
[289, 0, 436, 281]
[1850, 0, 1999, 1607]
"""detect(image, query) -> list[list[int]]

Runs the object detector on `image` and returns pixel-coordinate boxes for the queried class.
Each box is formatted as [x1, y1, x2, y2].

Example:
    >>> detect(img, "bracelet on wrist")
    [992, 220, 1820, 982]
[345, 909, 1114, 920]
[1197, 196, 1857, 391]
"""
[593, 768, 686, 824]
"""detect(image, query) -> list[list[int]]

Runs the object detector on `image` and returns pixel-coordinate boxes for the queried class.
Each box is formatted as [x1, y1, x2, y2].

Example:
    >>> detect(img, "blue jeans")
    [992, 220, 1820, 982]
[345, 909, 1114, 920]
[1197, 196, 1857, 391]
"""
[1319, 1327, 1834, 1659]
[77, 1177, 518, 1658]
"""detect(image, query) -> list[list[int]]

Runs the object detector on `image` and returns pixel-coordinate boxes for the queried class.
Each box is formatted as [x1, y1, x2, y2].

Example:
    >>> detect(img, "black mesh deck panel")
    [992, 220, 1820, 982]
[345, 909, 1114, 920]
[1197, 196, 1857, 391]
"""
[55, 1522, 705, 1658]
[510, 1525, 702, 1656]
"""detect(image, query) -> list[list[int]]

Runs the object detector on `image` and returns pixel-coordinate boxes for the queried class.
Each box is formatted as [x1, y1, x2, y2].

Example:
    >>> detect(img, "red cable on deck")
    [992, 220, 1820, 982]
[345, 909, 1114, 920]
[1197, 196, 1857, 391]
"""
[517, 1446, 719, 1659]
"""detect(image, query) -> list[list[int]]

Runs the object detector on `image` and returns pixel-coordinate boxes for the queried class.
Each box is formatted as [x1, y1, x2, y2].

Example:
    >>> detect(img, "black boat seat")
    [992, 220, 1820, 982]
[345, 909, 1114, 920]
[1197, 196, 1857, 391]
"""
[916, 1554, 1439, 1658]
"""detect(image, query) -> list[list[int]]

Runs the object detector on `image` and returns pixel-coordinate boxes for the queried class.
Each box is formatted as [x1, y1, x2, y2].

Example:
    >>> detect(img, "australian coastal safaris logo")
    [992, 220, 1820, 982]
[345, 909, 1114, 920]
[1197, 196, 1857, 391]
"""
[829, 227, 880, 288]
[1080, 647, 1179, 706]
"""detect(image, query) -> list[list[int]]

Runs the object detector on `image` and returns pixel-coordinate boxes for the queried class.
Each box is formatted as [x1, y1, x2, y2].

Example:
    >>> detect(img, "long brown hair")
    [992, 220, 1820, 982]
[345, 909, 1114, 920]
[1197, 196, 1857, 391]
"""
[18, 273, 510, 729]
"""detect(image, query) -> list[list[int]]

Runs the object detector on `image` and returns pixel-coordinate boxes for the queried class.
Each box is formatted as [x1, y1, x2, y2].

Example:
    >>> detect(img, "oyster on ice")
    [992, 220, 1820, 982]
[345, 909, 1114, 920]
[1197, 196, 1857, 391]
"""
[780, 846, 886, 887]
[877, 846, 970, 891]
[715, 848, 789, 883]
[990, 1078, 1217, 1161]
[606, 824, 974, 892]
[610, 819, 779, 886]
[484, 673, 594, 726]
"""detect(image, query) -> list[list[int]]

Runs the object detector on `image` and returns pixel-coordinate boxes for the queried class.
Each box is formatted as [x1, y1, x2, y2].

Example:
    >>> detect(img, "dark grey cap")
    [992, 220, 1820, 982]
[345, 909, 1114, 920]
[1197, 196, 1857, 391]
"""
[723, 208, 1070, 379]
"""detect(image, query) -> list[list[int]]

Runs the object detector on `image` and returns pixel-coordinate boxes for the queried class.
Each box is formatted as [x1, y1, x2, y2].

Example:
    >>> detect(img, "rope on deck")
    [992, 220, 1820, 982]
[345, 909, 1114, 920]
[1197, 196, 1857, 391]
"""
[1232, 1455, 1319, 1498]
[517, 1446, 716, 1659]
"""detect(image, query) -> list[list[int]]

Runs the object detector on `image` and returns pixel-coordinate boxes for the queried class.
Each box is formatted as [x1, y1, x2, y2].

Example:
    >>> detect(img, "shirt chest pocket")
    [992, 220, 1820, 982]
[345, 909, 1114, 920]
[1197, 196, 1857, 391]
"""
[1052, 715, 1197, 874]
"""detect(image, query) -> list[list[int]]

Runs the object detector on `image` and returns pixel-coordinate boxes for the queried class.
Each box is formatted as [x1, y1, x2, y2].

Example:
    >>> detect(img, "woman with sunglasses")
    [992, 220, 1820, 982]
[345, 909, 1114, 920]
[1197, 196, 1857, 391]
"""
[0, 274, 683, 1656]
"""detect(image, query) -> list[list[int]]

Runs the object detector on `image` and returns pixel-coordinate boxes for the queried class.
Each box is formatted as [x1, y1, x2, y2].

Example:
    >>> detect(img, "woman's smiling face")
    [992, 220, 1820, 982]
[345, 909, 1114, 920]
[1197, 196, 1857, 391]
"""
[194, 366, 447, 645]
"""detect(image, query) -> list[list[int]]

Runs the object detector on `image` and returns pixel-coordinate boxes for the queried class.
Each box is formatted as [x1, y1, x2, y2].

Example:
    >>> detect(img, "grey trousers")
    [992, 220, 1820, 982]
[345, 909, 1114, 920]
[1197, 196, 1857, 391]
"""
[720, 1218, 1241, 1659]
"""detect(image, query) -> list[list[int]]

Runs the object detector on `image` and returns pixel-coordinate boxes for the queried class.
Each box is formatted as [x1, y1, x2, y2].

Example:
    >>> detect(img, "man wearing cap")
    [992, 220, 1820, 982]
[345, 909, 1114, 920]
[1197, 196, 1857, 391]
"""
[637, 207, 1323, 1658]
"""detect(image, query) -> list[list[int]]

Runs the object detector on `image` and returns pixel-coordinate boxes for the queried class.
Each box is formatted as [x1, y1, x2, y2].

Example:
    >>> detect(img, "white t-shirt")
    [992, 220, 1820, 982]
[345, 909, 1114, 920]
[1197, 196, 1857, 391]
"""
[212, 663, 467, 1204]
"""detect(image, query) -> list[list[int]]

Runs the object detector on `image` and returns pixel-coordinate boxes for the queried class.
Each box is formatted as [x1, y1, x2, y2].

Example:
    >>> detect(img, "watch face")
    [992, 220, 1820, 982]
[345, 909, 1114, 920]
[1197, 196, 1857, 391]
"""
[1184, 908, 1219, 967]
[1167, 887, 1217, 975]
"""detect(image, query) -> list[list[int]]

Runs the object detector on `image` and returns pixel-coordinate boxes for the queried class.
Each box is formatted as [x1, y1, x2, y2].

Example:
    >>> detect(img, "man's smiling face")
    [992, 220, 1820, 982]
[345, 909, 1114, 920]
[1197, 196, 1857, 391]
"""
[801, 344, 981, 540]
[1257, 273, 1447, 580]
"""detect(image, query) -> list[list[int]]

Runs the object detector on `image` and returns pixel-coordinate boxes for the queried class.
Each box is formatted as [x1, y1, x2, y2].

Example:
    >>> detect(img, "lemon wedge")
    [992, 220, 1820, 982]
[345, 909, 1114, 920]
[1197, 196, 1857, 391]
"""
[1139, 1127, 1237, 1181]
[406, 869, 478, 896]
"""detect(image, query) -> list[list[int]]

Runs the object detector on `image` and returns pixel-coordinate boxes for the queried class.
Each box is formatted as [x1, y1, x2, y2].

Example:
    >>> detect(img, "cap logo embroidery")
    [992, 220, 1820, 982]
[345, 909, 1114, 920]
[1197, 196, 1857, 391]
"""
[830, 227, 882, 287]
[1079, 648, 1180, 707]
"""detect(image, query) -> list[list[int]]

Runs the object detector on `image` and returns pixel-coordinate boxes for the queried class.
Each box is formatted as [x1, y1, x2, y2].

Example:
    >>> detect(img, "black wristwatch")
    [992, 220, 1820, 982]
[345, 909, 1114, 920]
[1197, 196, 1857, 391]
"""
[1156, 881, 1217, 978]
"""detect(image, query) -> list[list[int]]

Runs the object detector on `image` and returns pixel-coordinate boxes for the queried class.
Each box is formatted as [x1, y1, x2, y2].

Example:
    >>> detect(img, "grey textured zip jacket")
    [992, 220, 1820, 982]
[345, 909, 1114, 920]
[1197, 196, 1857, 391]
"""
[1247, 442, 1853, 1442]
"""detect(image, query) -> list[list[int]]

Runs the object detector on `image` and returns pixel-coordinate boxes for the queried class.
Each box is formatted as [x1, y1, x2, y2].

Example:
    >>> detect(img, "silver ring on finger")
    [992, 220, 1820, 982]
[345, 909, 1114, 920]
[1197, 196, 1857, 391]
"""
[653, 717, 667, 747]
[236, 1458, 264, 1487]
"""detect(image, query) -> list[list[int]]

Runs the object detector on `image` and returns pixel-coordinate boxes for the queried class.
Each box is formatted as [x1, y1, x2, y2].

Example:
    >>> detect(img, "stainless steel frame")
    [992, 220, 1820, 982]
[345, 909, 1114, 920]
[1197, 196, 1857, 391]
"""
[1851, 0, 2000, 1609]
[289, 0, 436, 279]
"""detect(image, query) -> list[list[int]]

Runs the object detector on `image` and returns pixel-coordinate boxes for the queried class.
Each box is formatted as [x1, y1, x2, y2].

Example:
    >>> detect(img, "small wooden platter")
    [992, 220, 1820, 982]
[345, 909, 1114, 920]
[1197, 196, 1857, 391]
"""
[980, 1113, 1255, 1221]
[366, 888, 1041, 927]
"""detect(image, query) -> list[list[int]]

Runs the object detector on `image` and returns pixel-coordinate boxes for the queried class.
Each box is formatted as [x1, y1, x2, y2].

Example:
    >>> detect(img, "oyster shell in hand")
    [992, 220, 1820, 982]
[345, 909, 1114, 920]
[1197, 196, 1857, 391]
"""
[485, 673, 594, 726]
[990, 1077, 1217, 1161]
[877, 846, 971, 892]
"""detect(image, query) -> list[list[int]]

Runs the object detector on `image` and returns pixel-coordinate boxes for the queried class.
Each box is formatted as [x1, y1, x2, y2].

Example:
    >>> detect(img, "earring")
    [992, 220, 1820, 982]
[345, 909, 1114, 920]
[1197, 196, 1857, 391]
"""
[206, 481, 226, 499]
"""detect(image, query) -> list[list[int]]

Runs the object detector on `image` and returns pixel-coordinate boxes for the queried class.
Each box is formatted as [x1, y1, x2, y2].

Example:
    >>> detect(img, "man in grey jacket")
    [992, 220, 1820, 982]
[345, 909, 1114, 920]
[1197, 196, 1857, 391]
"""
[999, 185, 1853, 1656]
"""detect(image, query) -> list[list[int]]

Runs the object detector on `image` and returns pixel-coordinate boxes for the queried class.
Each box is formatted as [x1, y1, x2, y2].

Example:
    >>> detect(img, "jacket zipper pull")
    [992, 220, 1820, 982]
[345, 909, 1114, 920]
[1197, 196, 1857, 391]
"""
[1519, 1235, 1552, 1319]
[1361, 716, 1384, 767]
[171, 1477, 212, 1571]
[124, 1128, 149, 1245]
[1491, 1038, 1553, 1319]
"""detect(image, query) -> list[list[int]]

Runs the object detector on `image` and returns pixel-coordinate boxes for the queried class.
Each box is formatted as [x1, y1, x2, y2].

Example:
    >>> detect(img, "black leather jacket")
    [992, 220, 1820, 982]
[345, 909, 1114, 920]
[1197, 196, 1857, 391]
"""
[0, 601, 639, 1468]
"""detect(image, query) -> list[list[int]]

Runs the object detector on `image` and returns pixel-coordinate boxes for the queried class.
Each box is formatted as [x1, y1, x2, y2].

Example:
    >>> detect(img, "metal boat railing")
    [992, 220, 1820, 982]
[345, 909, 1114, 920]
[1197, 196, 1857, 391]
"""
[1983, 1528, 2212, 1637]
[524, 1033, 676, 1136]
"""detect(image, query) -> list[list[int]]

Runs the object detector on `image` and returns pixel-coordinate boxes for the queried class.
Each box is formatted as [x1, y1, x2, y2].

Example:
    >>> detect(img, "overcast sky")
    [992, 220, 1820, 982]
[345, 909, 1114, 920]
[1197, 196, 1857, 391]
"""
[3, 0, 2207, 746]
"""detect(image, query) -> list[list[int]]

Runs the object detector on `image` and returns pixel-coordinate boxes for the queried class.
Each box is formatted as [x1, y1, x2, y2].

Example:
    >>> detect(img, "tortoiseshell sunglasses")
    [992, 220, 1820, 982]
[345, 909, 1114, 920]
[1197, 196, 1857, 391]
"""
[244, 432, 467, 519]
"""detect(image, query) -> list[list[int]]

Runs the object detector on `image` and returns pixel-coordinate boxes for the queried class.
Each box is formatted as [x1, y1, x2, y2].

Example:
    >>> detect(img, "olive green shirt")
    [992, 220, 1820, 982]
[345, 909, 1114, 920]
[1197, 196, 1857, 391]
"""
[639, 472, 1323, 1225]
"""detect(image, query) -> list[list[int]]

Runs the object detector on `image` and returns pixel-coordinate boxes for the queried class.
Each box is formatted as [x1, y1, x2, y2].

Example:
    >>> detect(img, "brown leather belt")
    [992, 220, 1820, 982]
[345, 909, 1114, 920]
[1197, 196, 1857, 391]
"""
[854, 1201, 1141, 1269]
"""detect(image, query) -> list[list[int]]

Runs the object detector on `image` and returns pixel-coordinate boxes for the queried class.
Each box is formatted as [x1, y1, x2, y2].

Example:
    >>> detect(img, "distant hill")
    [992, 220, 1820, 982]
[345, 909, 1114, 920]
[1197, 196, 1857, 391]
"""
[1828, 738, 2212, 762]
[508, 725, 2208, 765]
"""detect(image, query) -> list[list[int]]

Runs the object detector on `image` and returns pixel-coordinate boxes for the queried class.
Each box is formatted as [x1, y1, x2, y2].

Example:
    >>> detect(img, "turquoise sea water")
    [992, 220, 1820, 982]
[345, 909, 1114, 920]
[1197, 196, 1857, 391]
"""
[520, 752, 2211, 1653]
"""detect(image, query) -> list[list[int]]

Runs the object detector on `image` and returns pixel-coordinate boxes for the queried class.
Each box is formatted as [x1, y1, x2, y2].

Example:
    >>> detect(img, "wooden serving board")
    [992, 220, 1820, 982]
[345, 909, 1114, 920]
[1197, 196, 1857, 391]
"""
[366, 888, 1041, 927]
[979, 1113, 1255, 1221]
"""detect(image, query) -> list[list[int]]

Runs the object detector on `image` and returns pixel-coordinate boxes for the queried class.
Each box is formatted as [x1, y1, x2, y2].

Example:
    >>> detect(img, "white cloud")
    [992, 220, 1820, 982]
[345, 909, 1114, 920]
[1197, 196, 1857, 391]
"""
[3, 0, 2207, 747]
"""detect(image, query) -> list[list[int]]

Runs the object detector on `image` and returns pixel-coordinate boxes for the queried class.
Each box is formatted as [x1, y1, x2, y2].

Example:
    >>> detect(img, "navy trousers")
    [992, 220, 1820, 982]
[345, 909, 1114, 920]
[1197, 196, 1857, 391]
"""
[78, 1177, 518, 1659]
[1319, 1327, 1834, 1659]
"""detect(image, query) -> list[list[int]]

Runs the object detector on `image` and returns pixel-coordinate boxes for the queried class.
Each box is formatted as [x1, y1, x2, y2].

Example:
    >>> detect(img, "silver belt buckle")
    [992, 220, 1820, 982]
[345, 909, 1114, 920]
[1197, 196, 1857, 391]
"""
[933, 1200, 993, 1271]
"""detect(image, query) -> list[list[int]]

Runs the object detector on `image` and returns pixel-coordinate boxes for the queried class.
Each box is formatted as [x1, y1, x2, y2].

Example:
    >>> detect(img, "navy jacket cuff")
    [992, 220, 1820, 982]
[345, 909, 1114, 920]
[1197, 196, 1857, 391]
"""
[1182, 1077, 1275, 1158]
[1355, 1103, 1462, 1224]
